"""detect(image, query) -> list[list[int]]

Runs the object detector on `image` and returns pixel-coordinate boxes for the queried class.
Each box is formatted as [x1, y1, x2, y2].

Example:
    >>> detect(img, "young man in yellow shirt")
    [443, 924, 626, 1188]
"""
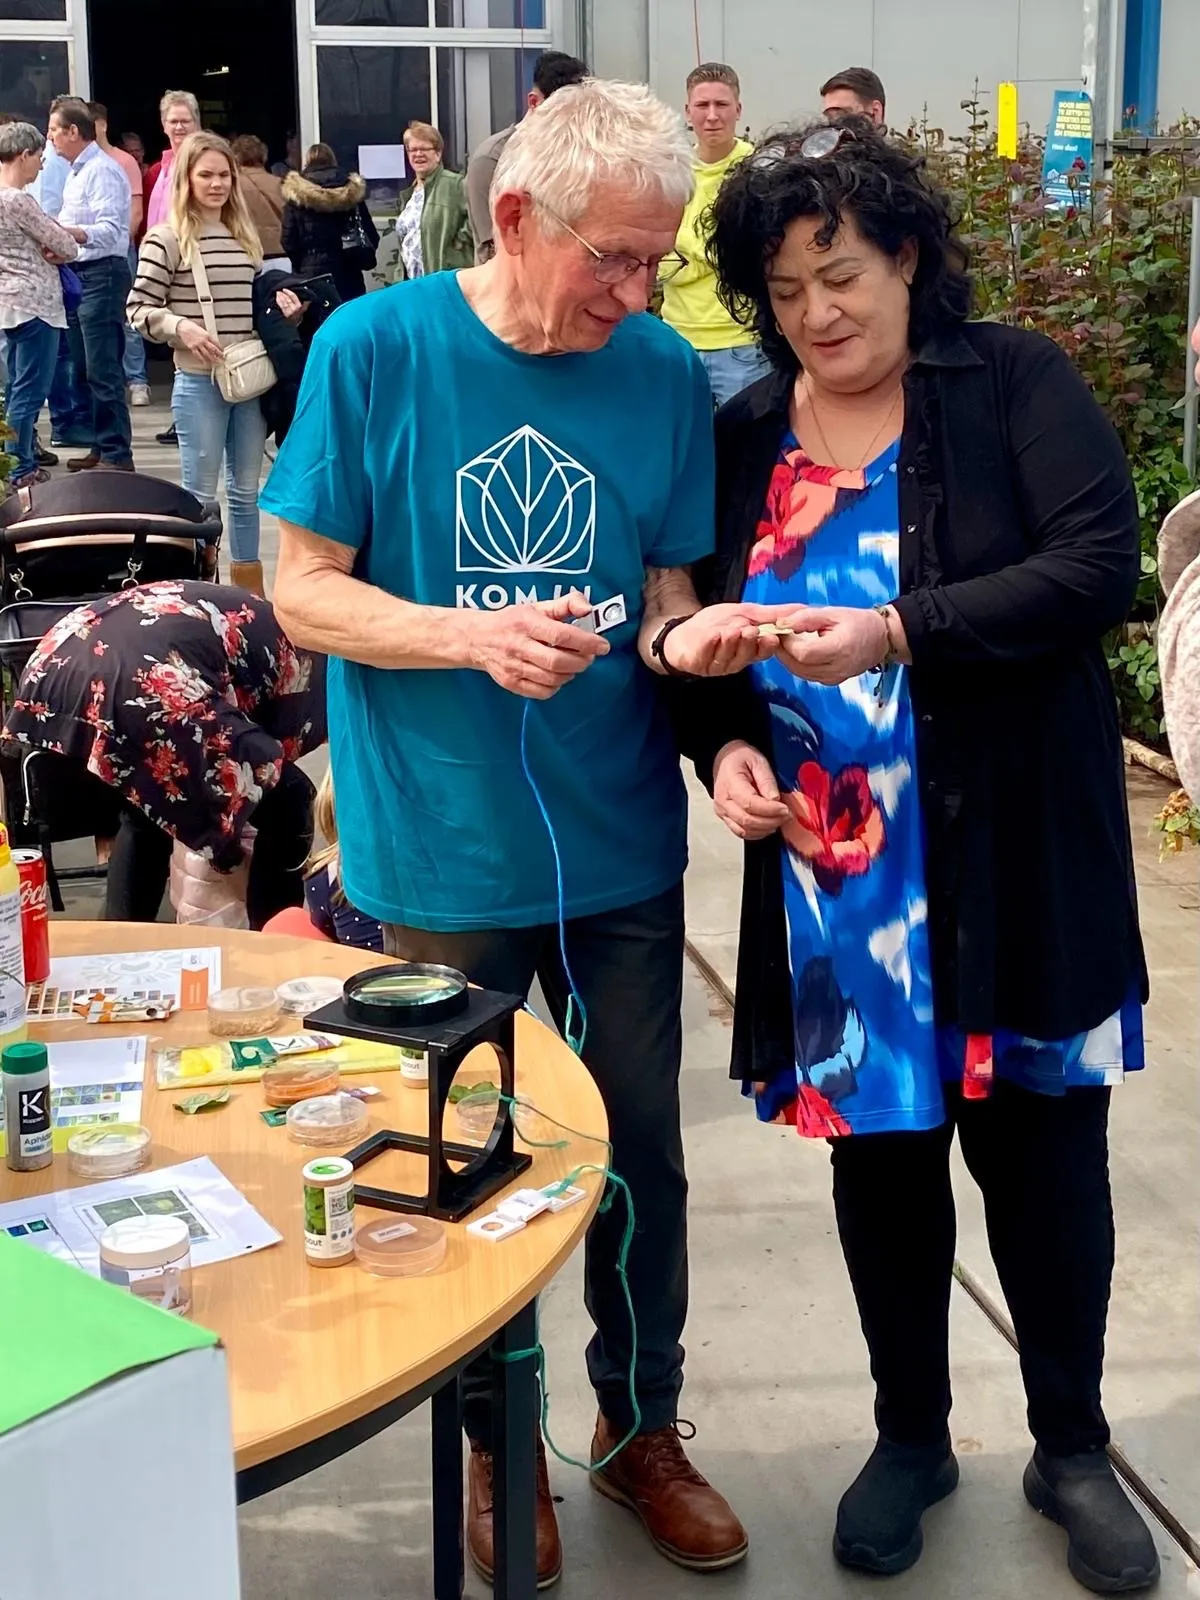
[661, 62, 771, 407]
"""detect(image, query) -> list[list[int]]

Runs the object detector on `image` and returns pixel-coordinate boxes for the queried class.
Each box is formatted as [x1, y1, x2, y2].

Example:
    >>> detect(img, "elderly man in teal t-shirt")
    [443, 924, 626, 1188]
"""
[263, 79, 792, 1590]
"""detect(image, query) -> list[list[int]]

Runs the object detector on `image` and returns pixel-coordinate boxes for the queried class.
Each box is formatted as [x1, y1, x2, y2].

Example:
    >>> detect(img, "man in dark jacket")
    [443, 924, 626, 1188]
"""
[280, 144, 379, 306]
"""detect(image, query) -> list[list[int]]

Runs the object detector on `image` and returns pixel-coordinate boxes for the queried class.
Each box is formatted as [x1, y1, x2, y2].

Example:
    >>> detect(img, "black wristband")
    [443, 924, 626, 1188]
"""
[651, 615, 702, 680]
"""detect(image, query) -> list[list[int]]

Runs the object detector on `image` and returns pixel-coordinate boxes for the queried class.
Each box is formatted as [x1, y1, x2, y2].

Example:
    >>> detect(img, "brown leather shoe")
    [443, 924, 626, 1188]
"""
[590, 1416, 749, 1571]
[467, 1434, 563, 1590]
[93, 461, 135, 472]
[66, 451, 100, 472]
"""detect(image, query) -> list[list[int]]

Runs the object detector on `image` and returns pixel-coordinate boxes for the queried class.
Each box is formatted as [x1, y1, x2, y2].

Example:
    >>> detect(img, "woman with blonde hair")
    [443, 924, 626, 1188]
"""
[129, 131, 300, 594]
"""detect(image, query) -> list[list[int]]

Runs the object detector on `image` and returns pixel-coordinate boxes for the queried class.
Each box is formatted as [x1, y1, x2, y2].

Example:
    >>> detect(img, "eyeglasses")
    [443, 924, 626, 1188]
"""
[538, 202, 687, 286]
[751, 124, 854, 170]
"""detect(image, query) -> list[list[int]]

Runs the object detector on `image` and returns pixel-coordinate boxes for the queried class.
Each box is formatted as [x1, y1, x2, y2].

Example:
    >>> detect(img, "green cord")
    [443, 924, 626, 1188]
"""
[474, 1093, 642, 1473]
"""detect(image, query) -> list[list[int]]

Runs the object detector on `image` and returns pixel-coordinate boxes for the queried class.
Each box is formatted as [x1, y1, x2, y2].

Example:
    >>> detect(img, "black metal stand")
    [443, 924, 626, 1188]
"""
[305, 986, 532, 1223]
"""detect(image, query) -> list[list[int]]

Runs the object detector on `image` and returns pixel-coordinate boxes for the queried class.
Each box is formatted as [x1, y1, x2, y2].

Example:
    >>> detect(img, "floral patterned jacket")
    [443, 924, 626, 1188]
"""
[2, 581, 326, 868]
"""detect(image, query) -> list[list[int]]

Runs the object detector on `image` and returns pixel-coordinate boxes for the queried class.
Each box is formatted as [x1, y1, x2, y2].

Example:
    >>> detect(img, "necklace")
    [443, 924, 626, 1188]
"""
[802, 378, 904, 473]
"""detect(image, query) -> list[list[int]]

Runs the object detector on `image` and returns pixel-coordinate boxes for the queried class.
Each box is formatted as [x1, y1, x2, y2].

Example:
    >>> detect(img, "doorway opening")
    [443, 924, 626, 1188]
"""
[88, 0, 299, 171]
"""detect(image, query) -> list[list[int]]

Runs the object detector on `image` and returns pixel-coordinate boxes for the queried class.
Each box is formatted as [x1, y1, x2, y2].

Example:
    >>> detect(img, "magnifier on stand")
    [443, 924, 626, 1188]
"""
[305, 966, 532, 1223]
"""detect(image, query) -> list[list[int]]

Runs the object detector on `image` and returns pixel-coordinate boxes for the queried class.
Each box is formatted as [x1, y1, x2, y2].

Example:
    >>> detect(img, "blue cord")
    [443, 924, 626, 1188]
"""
[520, 701, 587, 1055]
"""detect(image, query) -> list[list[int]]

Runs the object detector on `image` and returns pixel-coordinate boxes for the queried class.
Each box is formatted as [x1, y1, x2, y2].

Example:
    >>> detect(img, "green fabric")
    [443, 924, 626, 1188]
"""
[0, 1231, 218, 1437]
[393, 166, 475, 280]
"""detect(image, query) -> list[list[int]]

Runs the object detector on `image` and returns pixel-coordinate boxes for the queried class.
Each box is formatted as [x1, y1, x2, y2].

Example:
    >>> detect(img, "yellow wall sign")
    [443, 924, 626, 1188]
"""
[998, 82, 1019, 160]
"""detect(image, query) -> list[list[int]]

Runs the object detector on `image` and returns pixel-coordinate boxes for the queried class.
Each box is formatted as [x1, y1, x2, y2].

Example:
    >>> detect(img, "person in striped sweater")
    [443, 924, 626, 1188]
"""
[128, 130, 300, 594]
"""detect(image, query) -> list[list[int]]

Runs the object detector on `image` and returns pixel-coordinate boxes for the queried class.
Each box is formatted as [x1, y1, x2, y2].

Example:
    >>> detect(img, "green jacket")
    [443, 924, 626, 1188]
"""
[391, 166, 475, 280]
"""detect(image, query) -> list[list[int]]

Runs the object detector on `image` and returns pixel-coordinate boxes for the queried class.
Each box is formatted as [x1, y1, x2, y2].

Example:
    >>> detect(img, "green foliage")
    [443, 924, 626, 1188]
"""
[900, 95, 1200, 750]
[1153, 788, 1200, 857]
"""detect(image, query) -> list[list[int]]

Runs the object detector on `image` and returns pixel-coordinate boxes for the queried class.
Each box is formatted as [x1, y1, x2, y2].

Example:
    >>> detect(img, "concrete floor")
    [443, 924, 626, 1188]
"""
[48, 387, 1200, 1597]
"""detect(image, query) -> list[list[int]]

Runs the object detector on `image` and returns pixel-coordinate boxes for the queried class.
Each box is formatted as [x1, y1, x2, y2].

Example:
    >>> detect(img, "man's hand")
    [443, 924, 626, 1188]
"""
[466, 592, 609, 700]
[177, 318, 224, 366]
[64, 226, 88, 244]
[658, 602, 797, 677]
[774, 605, 893, 686]
[713, 740, 790, 840]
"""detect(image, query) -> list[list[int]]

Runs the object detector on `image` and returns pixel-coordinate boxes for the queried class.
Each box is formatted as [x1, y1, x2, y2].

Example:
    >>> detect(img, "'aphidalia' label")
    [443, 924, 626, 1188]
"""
[17, 1086, 50, 1158]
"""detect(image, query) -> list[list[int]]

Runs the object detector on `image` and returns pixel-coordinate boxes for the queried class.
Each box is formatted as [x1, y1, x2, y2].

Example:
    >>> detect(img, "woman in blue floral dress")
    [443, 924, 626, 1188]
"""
[678, 122, 1156, 1594]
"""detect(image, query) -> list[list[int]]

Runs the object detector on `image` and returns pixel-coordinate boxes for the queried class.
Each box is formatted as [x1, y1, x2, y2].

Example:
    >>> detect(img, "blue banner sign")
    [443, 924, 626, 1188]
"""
[1043, 90, 1094, 210]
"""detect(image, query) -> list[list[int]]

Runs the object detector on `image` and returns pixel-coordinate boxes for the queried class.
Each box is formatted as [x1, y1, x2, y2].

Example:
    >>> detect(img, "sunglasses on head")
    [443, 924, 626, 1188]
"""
[751, 124, 855, 170]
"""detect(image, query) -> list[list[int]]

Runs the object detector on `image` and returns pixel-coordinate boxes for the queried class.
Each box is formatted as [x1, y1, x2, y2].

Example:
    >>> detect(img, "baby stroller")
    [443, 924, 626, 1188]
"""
[0, 471, 222, 908]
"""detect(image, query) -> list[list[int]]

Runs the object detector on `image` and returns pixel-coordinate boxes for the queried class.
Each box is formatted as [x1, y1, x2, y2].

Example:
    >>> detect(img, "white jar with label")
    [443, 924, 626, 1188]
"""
[99, 1215, 192, 1314]
[398, 1045, 429, 1086]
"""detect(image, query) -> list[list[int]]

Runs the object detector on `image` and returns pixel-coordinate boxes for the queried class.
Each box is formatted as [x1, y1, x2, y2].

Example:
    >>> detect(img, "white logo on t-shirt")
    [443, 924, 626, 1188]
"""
[456, 425, 595, 575]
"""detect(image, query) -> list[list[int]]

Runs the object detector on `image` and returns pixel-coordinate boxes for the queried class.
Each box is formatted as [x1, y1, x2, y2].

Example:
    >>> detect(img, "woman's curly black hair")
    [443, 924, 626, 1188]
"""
[708, 118, 973, 373]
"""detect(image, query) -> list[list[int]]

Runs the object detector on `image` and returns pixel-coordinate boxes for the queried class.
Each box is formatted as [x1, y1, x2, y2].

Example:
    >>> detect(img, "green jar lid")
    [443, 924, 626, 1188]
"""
[2, 1041, 48, 1076]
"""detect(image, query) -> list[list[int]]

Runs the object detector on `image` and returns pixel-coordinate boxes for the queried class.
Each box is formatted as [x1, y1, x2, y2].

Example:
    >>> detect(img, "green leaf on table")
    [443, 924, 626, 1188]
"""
[175, 1089, 232, 1115]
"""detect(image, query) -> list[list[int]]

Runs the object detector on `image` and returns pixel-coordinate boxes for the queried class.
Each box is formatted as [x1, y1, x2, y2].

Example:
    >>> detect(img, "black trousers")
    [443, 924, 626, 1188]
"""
[383, 882, 688, 1449]
[104, 763, 315, 928]
[830, 1080, 1113, 1458]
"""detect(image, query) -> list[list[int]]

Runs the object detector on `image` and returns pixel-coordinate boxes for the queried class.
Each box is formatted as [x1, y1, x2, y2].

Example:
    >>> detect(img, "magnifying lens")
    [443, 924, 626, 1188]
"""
[343, 964, 469, 1028]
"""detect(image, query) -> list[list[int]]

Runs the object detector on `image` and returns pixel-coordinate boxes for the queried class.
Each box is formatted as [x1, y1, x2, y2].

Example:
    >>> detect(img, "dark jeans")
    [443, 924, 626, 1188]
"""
[67, 256, 132, 465]
[4, 318, 59, 478]
[104, 764, 316, 927]
[48, 327, 90, 440]
[831, 1080, 1114, 1458]
[383, 881, 688, 1448]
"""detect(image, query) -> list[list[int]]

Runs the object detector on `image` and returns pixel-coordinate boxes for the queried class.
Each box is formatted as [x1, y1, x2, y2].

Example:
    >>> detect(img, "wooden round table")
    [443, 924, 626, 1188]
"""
[7, 923, 609, 1600]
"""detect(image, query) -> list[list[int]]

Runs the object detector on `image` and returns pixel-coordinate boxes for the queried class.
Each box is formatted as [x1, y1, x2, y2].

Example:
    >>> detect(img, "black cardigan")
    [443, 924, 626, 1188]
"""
[677, 320, 1149, 1086]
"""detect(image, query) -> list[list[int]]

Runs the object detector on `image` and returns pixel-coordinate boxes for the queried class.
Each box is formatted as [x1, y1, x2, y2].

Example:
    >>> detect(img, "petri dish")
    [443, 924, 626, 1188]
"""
[67, 1122, 152, 1179]
[276, 975, 345, 1016]
[262, 1058, 341, 1107]
[208, 986, 282, 1037]
[343, 963, 468, 1028]
[354, 1215, 447, 1277]
[286, 1092, 369, 1148]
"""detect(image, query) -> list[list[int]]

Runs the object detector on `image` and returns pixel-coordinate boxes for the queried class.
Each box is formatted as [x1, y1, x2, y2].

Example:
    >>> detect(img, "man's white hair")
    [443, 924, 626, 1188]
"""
[492, 78, 694, 231]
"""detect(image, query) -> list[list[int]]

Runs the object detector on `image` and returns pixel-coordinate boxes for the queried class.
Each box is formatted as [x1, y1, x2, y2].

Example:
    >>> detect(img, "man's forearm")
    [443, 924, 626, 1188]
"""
[273, 522, 476, 671]
[638, 565, 701, 673]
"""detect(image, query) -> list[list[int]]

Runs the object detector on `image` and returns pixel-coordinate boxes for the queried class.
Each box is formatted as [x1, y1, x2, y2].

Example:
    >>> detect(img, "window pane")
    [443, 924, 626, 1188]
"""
[0, 39, 69, 127]
[0, 0, 66, 18]
[316, 44, 430, 187]
[434, 1, 545, 26]
[435, 45, 538, 171]
[314, 0, 429, 22]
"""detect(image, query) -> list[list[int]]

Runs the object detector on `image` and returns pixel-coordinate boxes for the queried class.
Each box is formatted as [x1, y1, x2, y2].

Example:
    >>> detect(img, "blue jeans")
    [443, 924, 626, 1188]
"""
[382, 881, 688, 1443]
[4, 317, 59, 479]
[173, 371, 268, 562]
[48, 328, 90, 441]
[699, 343, 772, 409]
[122, 245, 147, 385]
[67, 255, 133, 464]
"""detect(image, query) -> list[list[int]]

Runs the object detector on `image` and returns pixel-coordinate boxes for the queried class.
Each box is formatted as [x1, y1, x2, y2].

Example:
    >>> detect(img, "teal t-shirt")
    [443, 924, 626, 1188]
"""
[260, 274, 715, 931]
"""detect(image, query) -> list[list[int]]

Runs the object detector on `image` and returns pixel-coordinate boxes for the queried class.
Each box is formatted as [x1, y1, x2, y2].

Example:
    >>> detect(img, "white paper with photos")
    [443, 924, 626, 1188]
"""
[0, 1156, 280, 1275]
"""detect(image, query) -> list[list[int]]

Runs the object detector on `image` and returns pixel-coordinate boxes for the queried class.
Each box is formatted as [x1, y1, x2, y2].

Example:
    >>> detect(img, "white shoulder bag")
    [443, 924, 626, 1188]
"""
[188, 242, 276, 404]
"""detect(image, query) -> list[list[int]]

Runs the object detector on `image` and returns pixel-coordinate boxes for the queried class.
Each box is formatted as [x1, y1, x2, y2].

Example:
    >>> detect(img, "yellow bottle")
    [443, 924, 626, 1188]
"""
[0, 824, 28, 1053]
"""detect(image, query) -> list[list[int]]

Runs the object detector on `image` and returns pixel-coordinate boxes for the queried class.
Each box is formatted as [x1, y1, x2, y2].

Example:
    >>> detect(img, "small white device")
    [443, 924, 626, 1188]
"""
[496, 1188, 552, 1225]
[572, 594, 627, 635]
[467, 1213, 527, 1242]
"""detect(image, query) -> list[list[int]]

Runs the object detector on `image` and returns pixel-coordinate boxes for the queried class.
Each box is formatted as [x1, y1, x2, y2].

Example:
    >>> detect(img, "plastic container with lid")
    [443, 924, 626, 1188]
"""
[303, 1156, 356, 1266]
[355, 1215, 447, 1277]
[207, 986, 283, 1037]
[262, 1057, 341, 1107]
[276, 975, 344, 1017]
[99, 1215, 192, 1314]
[286, 1092, 368, 1148]
[67, 1122, 152, 1179]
